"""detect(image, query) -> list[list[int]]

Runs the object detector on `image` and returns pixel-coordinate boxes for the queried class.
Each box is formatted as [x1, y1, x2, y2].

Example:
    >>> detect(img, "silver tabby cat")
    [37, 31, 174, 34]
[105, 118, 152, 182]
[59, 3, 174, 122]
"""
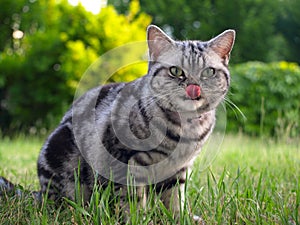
[1, 25, 235, 222]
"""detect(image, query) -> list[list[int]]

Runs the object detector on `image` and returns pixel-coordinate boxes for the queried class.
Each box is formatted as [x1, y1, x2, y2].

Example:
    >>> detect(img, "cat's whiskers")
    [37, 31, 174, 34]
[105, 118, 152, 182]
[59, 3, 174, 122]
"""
[224, 97, 246, 121]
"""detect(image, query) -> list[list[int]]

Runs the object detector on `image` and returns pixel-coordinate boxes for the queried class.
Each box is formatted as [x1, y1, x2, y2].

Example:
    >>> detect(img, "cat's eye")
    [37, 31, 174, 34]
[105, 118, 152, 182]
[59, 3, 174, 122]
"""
[169, 66, 185, 78]
[202, 67, 216, 78]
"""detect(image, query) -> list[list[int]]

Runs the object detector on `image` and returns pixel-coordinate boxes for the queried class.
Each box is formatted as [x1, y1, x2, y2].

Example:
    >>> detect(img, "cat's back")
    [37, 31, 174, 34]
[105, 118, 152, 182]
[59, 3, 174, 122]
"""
[37, 82, 127, 200]
[38, 81, 128, 165]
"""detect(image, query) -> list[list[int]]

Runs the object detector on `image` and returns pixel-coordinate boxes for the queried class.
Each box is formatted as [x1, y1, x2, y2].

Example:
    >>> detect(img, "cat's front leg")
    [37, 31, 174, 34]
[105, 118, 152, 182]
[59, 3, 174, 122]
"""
[160, 175, 206, 224]
[160, 181, 185, 217]
[115, 184, 147, 222]
[116, 155, 148, 222]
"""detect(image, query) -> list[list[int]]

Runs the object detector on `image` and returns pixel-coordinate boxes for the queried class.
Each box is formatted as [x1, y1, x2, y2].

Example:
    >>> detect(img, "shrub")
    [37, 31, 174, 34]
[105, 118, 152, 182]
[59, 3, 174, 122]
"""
[227, 61, 300, 139]
[0, 0, 150, 134]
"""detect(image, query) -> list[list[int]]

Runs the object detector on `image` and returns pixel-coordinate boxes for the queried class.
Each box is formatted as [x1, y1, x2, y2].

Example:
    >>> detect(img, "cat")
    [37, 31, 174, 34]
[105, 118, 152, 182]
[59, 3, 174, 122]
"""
[0, 25, 235, 223]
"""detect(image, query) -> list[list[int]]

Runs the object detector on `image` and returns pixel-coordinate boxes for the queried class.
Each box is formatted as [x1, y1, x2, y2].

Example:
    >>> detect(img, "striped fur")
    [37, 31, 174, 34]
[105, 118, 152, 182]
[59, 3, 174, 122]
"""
[1, 25, 235, 222]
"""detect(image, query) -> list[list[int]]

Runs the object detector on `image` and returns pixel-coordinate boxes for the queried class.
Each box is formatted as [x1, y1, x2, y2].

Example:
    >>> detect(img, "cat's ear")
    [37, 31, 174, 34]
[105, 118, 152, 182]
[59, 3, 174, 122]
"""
[147, 25, 174, 61]
[208, 29, 235, 64]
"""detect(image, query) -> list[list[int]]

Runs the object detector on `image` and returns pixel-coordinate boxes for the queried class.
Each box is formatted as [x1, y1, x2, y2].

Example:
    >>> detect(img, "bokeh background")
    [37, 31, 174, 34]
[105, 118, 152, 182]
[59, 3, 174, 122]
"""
[0, 0, 299, 140]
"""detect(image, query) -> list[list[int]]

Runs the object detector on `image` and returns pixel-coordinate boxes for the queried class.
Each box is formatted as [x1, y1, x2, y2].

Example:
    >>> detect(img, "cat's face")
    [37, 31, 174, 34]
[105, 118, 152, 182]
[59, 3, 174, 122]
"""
[147, 25, 235, 115]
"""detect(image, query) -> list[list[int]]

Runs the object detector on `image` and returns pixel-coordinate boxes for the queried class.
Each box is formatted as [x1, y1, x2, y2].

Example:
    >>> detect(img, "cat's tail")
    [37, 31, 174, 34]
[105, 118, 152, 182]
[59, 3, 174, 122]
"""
[0, 176, 42, 202]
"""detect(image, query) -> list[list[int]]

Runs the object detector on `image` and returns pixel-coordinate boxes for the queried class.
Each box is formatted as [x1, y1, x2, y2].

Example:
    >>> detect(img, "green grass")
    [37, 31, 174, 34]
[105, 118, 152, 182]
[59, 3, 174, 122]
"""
[0, 135, 40, 189]
[0, 134, 299, 224]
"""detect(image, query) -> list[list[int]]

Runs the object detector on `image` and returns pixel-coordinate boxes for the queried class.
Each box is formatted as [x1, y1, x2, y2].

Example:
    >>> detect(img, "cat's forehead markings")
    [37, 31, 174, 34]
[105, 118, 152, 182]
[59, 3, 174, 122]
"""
[176, 41, 206, 72]
[180, 41, 204, 56]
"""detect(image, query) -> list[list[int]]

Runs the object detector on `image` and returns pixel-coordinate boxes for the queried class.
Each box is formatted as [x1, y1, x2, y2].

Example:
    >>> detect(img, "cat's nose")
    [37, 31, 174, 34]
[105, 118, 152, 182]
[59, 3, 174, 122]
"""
[186, 84, 201, 100]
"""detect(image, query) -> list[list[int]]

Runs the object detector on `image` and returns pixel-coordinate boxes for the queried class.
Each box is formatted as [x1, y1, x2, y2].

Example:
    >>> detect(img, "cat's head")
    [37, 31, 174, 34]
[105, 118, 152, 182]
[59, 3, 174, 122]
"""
[147, 25, 235, 115]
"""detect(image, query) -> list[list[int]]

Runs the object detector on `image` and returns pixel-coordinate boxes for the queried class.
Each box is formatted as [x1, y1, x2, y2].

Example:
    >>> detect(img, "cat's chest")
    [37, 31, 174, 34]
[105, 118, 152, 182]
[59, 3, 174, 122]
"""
[161, 109, 215, 139]
[106, 93, 215, 155]
[154, 109, 215, 155]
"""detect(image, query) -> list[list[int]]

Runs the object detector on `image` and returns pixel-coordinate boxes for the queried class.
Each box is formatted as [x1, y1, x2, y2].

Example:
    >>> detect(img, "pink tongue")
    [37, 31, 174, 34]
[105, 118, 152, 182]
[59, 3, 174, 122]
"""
[186, 84, 201, 99]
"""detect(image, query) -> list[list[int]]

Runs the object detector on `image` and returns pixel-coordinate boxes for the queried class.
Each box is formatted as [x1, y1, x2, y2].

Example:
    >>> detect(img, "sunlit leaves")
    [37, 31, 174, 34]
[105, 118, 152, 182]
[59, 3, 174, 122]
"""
[0, 0, 151, 132]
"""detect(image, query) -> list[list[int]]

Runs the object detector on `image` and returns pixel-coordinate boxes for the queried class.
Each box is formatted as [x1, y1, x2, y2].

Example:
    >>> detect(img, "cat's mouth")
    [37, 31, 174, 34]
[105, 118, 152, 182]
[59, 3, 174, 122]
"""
[173, 95, 209, 112]
[181, 95, 203, 102]
[188, 96, 201, 101]
[185, 84, 201, 100]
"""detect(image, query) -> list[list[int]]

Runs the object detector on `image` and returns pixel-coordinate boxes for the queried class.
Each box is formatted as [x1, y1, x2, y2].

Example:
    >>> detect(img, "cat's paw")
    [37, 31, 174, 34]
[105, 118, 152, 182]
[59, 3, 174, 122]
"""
[192, 214, 206, 225]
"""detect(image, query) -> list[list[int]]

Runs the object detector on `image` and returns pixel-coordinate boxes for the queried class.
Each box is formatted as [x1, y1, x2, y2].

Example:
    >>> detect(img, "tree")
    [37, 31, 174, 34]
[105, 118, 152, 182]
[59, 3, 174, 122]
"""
[109, 0, 286, 63]
[276, 0, 300, 63]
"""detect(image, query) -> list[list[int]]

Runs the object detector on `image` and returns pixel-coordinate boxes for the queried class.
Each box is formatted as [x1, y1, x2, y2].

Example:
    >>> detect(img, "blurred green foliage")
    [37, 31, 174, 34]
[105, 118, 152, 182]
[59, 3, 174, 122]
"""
[276, 0, 300, 63]
[228, 61, 300, 139]
[0, 0, 150, 134]
[110, 0, 300, 64]
[0, 0, 299, 139]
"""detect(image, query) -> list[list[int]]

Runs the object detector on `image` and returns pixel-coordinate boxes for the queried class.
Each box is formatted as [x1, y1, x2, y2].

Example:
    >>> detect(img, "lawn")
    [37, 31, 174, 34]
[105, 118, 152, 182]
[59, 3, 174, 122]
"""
[0, 134, 299, 224]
